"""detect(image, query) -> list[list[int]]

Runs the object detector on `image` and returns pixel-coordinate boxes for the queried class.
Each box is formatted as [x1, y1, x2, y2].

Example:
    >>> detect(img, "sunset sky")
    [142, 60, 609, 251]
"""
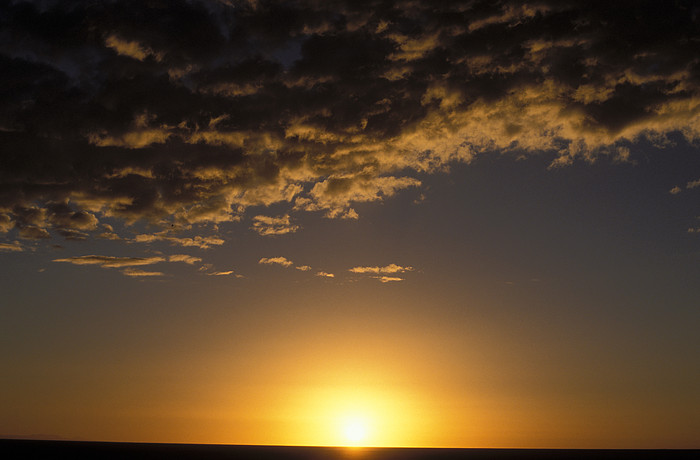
[1, 0, 699, 449]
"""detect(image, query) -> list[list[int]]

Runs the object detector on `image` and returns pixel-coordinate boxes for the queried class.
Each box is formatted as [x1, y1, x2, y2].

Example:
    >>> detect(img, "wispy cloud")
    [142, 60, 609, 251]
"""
[105, 34, 162, 62]
[375, 276, 404, 283]
[316, 271, 335, 278]
[349, 264, 414, 274]
[55, 229, 89, 241]
[251, 214, 300, 236]
[350, 263, 414, 282]
[133, 234, 224, 249]
[0, 241, 24, 252]
[207, 270, 235, 276]
[122, 268, 164, 277]
[259, 257, 293, 267]
[295, 265, 312, 271]
[53, 255, 165, 268]
[168, 254, 202, 264]
[687, 179, 700, 190]
[670, 178, 700, 195]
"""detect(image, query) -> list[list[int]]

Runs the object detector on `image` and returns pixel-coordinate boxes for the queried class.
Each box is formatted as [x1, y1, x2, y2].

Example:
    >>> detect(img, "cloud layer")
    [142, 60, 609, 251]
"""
[1, 0, 698, 244]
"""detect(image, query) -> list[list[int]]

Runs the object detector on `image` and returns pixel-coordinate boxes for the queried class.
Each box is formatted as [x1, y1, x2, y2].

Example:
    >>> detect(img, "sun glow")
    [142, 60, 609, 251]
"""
[292, 384, 425, 447]
[342, 416, 369, 445]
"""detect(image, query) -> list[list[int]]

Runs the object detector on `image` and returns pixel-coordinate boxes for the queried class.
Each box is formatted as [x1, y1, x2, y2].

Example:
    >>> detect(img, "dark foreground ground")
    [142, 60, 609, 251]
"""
[2, 440, 698, 459]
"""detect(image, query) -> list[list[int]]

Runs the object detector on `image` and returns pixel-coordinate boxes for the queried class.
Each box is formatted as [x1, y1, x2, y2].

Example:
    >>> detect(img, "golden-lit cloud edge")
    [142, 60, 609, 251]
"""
[49, 253, 418, 282]
[349, 264, 414, 274]
[53, 255, 166, 268]
[259, 256, 294, 267]
[0, 241, 24, 252]
[51, 253, 241, 278]
[251, 214, 300, 236]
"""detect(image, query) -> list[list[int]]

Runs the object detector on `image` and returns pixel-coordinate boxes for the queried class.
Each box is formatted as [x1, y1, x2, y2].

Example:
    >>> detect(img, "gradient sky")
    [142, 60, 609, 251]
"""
[1, 0, 699, 449]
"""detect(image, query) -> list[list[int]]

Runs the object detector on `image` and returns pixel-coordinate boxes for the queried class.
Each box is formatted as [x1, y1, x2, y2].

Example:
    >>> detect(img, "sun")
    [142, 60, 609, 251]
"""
[298, 385, 419, 447]
[342, 417, 368, 445]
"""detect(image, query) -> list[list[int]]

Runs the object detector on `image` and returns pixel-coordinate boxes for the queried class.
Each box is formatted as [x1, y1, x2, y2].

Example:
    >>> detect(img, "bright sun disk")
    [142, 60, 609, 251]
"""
[343, 417, 368, 445]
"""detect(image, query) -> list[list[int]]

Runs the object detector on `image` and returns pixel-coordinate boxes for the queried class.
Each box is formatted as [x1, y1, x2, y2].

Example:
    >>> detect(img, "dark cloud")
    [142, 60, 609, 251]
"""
[1, 0, 699, 245]
[0, 213, 13, 232]
[55, 228, 89, 241]
[46, 202, 99, 236]
[18, 226, 51, 240]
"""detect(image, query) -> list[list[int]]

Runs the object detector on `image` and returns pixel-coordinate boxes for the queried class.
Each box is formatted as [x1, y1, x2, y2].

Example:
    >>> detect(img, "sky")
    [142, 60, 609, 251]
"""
[1, 0, 699, 449]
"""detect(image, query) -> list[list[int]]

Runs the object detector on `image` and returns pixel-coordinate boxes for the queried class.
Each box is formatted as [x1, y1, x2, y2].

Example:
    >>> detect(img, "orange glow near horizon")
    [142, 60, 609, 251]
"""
[291, 385, 422, 447]
[4, 288, 699, 449]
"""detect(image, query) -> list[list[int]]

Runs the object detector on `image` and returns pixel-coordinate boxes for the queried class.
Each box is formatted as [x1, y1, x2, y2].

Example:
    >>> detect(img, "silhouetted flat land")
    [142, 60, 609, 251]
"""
[2, 440, 698, 459]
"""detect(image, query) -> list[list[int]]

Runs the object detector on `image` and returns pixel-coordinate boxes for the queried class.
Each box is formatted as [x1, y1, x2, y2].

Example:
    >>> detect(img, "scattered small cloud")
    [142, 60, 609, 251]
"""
[168, 254, 202, 264]
[669, 186, 682, 195]
[133, 234, 224, 249]
[121, 268, 164, 277]
[203, 268, 244, 278]
[259, 256, 293, 267]
[207, 270, 234, 276]
[0, 241, 24, 252]
[53, 255, 165, 268]
[316, 271, 334, 278]
[687, 179, 700, 190]
[374, 276, 403, 283]
[349, 263, 414, 274]
[105, 34, 163, 62]
[251, 214, 300, 236]
[295, 265, 312, 271]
